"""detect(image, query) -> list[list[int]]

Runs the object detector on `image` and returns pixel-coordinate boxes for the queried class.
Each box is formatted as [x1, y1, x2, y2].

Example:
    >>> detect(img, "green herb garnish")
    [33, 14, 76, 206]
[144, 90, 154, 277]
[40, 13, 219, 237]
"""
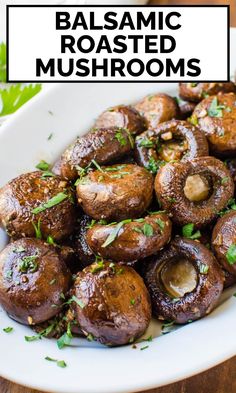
[155, 218, 165, 232]
[101, 220, 131, 248]
[45, 357, 67, 368]
[32, 192, 68, 214]
[36, 160, 50, 171]
[3, 327, 13, 333]
[115, 130, 127, 146]
[140, 345, 149, 350]
[18, 255, 38, 273]
[0, 84, 42, 117]
[139, 138, 154, 148]
[91, 260, 104, 274]
[182, 223, 201, 240]
[147, 157, 165, 174]
[226, 244, 236, 265]
[57, 323, 73, 349]
[25, 335, 41, 342]
[47, 235, 56, 246]
[32, 219, 42, 239]
[0, 42, 6, 82]
[199, 264, 209, 274]
[130, 299, 135, 305]
[207, 97, 225, 118]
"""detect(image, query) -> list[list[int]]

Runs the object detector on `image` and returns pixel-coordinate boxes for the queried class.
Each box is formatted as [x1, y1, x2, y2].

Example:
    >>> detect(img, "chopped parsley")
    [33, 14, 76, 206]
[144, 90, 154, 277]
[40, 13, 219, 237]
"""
[207, 97, 226, 118]
[57, 323, 73, 350]
[115, 130, 127, 146]
[133, 223, 153, 237]
[47, 133, 53, 140]
[18, 255, 38, 273]
[226, 244, 236, 265]
[161, 321, 175, 335]
[32, 219, 42, 239]
[25, 335, 41, 342]
[36, 160, 50, 171]
[91, 159, 104, 172]
[221, 177, 229, 184]
[3, 327, 13, 333]
[147, 157, 165, 174]
[91, 260, 104, 274]
[32, 192, 68, 214]
[188, 114, 198, 126]
[47, 235, 57, 246]
[182, 223, 201, 240]
[130, 299, 135, 305]
[155, 218, 165, 232]
[101, 219, 131, 248]
[140, 345, 149, 351]
[69, 295, 85, 309]
[199, 264, 209, 274]
[139, 138, 154, 148]
[45, 357, 67, 368]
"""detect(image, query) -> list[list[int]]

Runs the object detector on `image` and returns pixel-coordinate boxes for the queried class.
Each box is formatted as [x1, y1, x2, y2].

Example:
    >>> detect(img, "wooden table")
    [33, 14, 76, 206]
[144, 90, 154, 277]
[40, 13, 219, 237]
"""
[1, 0, 236, 392]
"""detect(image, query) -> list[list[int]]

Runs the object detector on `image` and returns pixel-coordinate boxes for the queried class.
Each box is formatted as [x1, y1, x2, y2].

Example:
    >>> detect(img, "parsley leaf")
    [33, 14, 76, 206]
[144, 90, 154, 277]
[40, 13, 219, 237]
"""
[36, 160, 50, 171]
[182, 223, 201, 240]
[3, 327, 13, 333]
[101, 220, 131, 248]
[207, 97, 225, 118]
[0, 42, 6, 82]
[226, 244, 236, 265]
[0, 84, 42, 117]
[32, 192, 68, 214]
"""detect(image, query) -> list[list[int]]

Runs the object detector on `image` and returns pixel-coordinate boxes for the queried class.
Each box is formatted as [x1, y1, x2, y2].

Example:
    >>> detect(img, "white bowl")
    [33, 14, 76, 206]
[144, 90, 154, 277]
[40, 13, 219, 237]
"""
[0, 28, 235, 393]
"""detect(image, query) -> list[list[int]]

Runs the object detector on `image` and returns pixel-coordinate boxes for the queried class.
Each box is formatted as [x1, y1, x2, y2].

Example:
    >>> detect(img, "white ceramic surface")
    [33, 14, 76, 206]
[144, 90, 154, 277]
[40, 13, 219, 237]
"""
[0, 29, 235, 393]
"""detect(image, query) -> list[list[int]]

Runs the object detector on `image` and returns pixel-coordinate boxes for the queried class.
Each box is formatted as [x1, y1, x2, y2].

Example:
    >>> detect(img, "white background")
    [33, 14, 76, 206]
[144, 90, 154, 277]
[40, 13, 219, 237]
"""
[8, 6, 228, 82]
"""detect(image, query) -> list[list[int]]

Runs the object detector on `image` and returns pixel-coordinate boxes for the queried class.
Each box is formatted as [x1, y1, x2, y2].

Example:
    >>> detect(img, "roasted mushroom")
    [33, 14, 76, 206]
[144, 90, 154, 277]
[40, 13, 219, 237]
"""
[193, 93, 236, 156]
[134, 120, 209, 172]
[72, 261, 151, 346]
[143, 237, 224, 324]
[177, 99, 196, 120]
[212, 211, 236, 276]
[179, 82, 236, 103]
[0, 171, 76, 242]
[223, 269, 236, 289]
[155, 157, 234, 228]
[86, 213, 172, 263]
[76, 164, 153, 221]
[225, 158, 236, 183]
[0, 238, 71, 325]
[94, 105, 146, 136]
[73, 214, 95, 269]
[53, 127, 134, 180]
[134, 93, 179, 129]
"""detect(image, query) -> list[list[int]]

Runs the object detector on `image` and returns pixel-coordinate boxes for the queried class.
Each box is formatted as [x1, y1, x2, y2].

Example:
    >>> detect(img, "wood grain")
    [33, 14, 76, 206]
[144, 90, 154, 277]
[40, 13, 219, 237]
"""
[1, 1, 235, 392]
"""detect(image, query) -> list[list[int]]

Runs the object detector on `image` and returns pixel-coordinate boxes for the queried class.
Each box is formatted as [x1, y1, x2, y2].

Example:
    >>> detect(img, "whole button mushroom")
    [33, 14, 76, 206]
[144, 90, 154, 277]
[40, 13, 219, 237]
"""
[86, 213, 172, 263]
[212, 211, 236, 276]
[0, 238, 71, 325]
[0, 171, 76, 242]
[179, 82, 236, 103]
[134, 120, 209, 173]
[76, 164, 153, 221]
[53, 127, 134, 180]
[94, 105, 146, 136]
[155, 157, 234, 228]
[143, 237, 224, 324]
[72, 261, 151, 346]
[134, 93, 179, 129]
[193, 93, 236, 156]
